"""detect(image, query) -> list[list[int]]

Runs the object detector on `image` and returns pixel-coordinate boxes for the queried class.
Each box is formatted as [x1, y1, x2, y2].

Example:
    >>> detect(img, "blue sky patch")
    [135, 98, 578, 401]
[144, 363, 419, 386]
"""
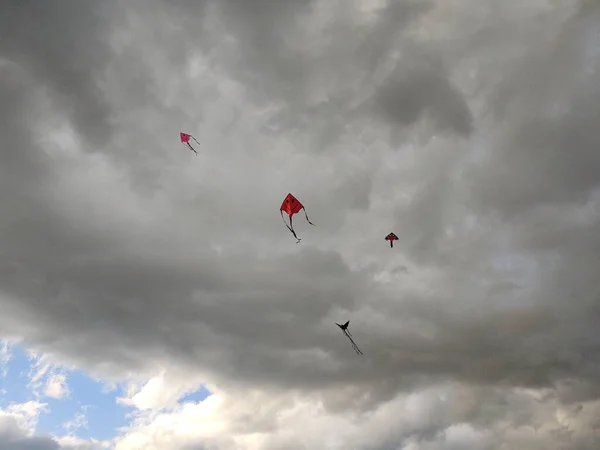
[179, 385, 211, 404]
[0, 344, 32, 407]
[0, 340, 129, 442]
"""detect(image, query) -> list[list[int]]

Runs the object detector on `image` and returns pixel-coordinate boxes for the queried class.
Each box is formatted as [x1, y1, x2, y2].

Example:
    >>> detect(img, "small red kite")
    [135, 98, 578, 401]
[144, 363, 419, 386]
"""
[180, 132, 200, 155]
[385, 232, 398, 248]
[280, 193, 314, 243]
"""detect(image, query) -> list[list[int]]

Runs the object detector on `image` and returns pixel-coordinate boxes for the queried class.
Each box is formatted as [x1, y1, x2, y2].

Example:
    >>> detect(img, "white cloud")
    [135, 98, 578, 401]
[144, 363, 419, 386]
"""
[0, 340, 12, 378]
[56, 435, 111, 449]
[116, 368, 208, 412]
[107, 382, 600, 450]
[62, 406, 90, 435]
[114, 393, 229, 450]
[44, 372, 70, 399]
[26, 353, 71, 400]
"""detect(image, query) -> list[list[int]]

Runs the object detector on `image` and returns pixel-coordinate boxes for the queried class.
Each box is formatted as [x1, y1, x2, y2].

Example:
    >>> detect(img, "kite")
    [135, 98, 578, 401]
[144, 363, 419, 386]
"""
[280, 193, 314, 243]
[384, 232, 398, 248]
[336, 320, 363, 355]
[180, 132, 200, 155]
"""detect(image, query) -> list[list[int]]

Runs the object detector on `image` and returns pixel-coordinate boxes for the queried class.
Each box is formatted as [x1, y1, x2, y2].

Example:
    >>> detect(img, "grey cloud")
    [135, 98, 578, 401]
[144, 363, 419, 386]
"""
[203, 0, 442, 146]
[1, 0, 600, 448]
[0, 224, 369, 388]
[0, 439, 59, 450]
[0, 1, 113, 146]
[0, 65, 51, 244]
[372, 52, 473, 136]
[470, 1, 600, 217]
[0, 416, 59, 450]
[209, 0, 315, 106]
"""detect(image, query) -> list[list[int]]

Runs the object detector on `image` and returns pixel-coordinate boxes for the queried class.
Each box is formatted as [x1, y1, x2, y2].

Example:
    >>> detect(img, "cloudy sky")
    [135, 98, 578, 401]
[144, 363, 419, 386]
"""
[1, 0, 600, 448]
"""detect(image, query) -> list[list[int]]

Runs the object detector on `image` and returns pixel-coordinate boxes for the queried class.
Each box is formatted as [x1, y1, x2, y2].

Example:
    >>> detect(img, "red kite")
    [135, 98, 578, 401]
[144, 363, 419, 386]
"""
[385, 232, 398, 248]
[280, 193, 314, 243]
[180, 132, 200, 155]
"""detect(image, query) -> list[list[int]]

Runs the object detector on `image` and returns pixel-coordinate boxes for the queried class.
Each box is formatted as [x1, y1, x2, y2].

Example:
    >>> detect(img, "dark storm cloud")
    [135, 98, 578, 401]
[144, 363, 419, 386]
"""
[1, 0, 600, 448]
[372, 53, 473, 136]
[200, 0, 448, 147]
[0, 205, 370, 388]
[0, 1, 113, 146]
[0, 64, 52, 237]
[0, 1, 115, 265]
[471, 1, 600, 217]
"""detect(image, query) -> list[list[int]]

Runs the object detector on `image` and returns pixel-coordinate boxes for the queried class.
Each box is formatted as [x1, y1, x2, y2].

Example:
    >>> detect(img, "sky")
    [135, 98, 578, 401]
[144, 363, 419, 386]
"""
[1, 0, 600, 448]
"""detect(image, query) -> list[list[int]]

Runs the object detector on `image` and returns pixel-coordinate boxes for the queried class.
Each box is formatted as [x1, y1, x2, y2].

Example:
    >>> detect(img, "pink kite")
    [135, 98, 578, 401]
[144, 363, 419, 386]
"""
[180, 132, 200, 155]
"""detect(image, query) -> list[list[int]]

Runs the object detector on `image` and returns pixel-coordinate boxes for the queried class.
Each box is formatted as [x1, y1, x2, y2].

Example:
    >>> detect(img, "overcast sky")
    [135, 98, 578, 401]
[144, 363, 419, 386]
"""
[1, 0, 600, 448]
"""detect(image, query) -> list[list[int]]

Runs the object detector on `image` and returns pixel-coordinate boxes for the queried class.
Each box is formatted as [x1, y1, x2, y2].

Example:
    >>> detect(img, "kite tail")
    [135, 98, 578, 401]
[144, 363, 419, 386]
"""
[344, 331, 363, 355]
[185, 143, 198, 155]
[350, 339, 363, 355]
[281, 210, 301, 243]
[191, 136, 201, 145]
[302, 208, 315, 226]
[390, 241, 393, 248]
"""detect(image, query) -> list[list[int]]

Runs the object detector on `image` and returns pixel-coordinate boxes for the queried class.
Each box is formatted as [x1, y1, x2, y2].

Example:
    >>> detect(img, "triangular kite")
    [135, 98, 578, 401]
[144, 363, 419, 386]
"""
[280, 193, 315, 243]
